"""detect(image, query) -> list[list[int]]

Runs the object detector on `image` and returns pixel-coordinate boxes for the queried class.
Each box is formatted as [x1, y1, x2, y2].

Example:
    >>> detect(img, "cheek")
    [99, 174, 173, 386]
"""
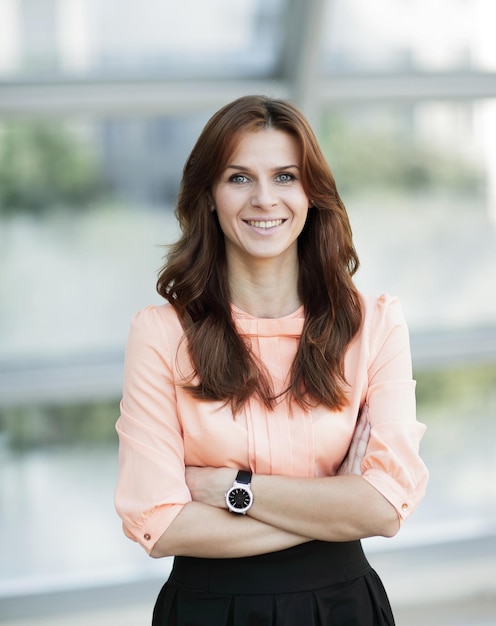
[214, 203, 237, 238]
[288, 188, 309, 211]
[296, 199, 309, 223]
[214, 188, 244, 223]
[213, 187, 233, 213]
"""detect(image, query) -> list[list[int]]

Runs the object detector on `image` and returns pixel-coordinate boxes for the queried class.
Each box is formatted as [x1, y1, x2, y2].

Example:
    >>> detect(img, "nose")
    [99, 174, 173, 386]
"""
[251, 180, 277, 209]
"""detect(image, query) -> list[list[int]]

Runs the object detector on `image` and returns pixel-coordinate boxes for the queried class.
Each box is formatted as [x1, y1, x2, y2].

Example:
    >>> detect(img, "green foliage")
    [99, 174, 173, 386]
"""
[320, 111, 482, 196]
[415, 364, 496, 416]
[0, 399, 119, 449]
[0, 121, 105, 215]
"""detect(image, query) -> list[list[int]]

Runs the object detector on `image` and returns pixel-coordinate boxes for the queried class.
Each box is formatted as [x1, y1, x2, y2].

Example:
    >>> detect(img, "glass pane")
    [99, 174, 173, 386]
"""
[324, 0, 496, 72]
[0, 0, 284, 79]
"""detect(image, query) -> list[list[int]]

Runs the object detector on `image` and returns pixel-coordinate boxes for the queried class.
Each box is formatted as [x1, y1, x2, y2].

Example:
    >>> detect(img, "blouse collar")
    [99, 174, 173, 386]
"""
[231, 304, 305, 338]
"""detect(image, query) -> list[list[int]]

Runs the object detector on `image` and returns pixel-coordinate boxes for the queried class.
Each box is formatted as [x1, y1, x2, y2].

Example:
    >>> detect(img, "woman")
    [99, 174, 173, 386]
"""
[115, 95, 428, 625]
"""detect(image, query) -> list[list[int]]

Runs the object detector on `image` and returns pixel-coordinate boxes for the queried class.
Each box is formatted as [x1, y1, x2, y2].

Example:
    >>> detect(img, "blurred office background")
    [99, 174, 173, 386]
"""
[0, 0, 495, 624]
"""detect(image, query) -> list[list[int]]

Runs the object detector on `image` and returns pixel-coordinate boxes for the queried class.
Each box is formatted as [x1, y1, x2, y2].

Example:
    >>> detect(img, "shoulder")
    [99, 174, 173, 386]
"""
[127, 303, 185, 347]
[359, 292, 407, 327]
[357, 292, 411, 358]
[357, 291, 410, 341]
[130, 302, 182, 327]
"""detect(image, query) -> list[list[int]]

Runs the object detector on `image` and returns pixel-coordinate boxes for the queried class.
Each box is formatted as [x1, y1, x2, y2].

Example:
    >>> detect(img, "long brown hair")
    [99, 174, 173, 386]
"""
[157, 95, 362, 413]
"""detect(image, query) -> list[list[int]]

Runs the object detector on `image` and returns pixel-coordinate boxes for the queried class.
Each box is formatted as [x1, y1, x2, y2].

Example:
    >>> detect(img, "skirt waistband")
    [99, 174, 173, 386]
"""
[169, 540, 371, 595]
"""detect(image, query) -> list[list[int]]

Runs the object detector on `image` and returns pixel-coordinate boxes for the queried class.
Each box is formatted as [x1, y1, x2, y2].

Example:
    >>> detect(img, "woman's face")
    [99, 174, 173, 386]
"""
[212, 128, 309, 269]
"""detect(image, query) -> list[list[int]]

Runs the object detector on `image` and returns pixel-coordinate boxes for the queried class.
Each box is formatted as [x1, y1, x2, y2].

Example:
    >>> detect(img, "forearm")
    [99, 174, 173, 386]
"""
[186, 467, 399, 544]
[150, 500, 311, 559]
[249, 473, 400, 541]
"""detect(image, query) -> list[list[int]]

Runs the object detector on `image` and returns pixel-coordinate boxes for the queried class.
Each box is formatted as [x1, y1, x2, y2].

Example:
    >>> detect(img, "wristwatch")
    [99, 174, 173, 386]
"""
[225, 470, 254, 514]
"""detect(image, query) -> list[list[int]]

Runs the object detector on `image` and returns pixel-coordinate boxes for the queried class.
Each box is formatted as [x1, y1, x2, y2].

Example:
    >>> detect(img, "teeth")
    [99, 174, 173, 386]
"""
[247, 219, 283, 229]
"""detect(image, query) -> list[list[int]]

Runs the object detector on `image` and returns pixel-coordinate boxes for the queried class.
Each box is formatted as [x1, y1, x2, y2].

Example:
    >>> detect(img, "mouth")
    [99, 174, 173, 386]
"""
[244, 219, 285, 229]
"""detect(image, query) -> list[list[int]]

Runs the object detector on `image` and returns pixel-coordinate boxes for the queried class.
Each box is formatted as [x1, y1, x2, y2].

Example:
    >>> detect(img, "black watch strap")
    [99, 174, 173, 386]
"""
[236, 470, 252, 484]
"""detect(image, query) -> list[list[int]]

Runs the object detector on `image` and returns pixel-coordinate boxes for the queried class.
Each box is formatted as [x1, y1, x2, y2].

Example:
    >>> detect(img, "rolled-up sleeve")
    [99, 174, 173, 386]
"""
[361, 295, 428, 522]
[114, 306, 191, 554]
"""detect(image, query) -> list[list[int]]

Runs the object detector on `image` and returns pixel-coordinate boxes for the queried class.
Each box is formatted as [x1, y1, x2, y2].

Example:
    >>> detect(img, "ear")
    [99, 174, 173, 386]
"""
[207, 192, 216, 212]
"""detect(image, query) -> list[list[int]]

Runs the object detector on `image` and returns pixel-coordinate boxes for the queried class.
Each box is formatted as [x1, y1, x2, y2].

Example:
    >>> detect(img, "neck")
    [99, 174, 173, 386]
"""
[227, 257, 302, 319]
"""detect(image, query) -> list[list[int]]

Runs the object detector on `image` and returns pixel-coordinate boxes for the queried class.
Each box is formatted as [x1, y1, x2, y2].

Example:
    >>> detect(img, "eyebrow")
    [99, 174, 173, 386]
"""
[225, 163, 301, 172]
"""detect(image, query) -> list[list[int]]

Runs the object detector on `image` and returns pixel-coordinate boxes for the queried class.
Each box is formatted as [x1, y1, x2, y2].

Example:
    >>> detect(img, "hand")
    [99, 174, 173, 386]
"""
[337, 404, 370, 476]
[185, 466, 237, 508]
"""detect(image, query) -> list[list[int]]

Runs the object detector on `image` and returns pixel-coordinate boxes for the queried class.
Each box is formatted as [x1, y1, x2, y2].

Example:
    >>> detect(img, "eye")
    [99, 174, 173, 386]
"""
[276, 172, 295, 183]
[229, 174, 249, 184]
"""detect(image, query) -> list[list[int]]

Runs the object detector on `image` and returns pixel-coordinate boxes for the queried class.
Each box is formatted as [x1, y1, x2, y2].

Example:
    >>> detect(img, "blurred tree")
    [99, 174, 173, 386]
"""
[0, 399, 119, 449]
[321, 113, 483, 197]
[0, 122, 106, 215]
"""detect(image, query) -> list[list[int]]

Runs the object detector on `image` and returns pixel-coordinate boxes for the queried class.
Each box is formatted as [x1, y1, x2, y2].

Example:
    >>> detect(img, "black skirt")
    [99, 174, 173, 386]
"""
[152, 540, 395, 626]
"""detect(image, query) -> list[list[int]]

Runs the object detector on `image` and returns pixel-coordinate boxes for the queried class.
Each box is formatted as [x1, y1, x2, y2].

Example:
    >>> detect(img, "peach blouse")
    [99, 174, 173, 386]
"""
[115, 293, 428, 554]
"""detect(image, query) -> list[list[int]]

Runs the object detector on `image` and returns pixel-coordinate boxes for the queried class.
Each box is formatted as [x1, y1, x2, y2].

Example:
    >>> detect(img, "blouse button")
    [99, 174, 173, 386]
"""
[144, 533, 151, 541]
[401, 503, 409, 512]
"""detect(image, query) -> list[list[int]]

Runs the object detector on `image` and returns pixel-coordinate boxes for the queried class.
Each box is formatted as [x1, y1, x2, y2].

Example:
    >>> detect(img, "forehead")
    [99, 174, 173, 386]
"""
[226, 128, 301, 165]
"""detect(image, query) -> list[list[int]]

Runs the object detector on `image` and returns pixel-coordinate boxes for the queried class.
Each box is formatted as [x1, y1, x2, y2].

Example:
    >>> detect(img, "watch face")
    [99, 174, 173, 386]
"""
[228, 487, 251, 510]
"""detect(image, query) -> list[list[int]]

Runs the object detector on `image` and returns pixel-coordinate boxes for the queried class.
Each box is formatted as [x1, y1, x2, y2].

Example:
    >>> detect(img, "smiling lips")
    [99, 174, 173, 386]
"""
[245, 219, 285, 229]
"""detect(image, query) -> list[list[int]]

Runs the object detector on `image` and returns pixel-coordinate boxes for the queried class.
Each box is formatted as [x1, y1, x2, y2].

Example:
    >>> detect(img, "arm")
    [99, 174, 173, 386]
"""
[153, 420, 395, 559]
[150, 501, 311, 558]
[151, 471, 396, 559]
[250, 473, 399, 539]
[184, 467, 399, 546]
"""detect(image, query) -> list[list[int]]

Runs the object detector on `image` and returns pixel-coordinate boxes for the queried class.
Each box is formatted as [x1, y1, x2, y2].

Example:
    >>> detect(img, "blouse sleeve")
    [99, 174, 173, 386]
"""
[360, 295, 428, 523]
[114, 305, 192, 554]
